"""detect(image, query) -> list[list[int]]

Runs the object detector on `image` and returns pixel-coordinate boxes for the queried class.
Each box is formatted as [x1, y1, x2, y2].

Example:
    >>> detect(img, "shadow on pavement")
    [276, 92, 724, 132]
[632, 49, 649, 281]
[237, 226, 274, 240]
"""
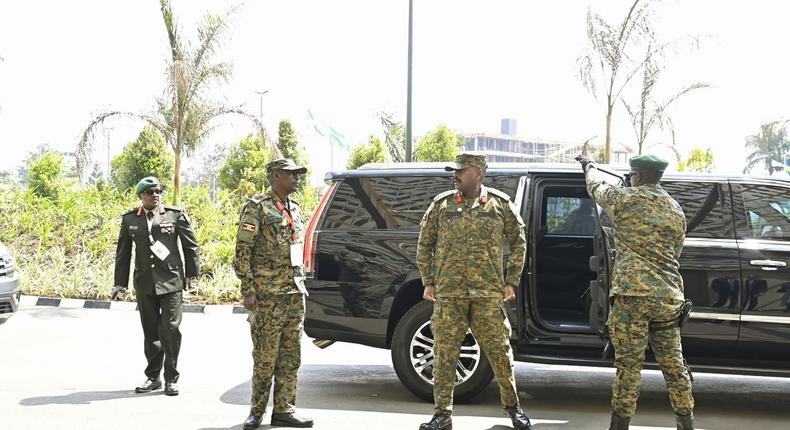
[214, 363, 790, 426]
[19, 389, 162, 406]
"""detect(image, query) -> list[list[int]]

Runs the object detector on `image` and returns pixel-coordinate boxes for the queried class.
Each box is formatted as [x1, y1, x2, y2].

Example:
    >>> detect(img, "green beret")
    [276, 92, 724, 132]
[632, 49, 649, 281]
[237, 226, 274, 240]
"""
[444, 152, 488, 172]
[135, 176, 161, 194]
[629, 154, 668, 173]
[266, 158, 307, 174]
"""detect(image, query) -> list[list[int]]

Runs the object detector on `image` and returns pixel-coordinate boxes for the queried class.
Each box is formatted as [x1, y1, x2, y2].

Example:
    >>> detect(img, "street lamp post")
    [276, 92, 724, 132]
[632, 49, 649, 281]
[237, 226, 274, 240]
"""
[254, 90, 269, 122]
[405, 0, 413, 162]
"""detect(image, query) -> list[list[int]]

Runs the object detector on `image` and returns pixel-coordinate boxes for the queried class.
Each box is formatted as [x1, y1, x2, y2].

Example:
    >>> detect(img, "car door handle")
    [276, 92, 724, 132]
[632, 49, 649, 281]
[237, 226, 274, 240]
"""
[749, 259, 787, 270]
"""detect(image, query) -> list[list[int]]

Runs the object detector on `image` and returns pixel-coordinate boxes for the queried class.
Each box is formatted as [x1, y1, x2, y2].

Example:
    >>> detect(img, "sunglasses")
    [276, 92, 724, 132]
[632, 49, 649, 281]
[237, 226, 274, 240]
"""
[144, 189, 164, 196]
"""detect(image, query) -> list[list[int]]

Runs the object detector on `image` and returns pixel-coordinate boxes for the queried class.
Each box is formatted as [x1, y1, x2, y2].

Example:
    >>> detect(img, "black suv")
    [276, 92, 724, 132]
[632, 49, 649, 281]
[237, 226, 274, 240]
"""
[303, 162, 790, 402]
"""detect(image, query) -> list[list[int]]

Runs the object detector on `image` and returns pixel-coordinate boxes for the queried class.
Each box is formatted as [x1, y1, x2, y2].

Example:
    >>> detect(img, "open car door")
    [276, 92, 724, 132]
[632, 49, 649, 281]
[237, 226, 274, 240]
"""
[586, 166, 626, 356]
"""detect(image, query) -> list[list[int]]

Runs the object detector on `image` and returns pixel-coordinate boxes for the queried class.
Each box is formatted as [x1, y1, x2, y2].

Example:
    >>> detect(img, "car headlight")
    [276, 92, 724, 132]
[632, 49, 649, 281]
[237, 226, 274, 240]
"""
[0, 254, 15, 277]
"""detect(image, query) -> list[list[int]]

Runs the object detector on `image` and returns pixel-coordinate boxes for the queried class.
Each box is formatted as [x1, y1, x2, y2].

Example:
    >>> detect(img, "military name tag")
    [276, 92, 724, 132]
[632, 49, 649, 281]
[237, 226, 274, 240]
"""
[151, 241, 171, 260]
[290, 244, 303, 267]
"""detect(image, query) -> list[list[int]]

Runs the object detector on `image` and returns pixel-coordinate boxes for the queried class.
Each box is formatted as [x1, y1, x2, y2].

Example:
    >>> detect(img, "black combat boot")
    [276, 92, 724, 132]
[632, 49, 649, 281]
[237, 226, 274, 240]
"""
[243, 414, 262, 430]
[270, 412, 314, 428]
[675, 413, 694, 430]
[504, 405, 532, 430]
[608, 413, 630, 430]
[418, 413, 452, 430]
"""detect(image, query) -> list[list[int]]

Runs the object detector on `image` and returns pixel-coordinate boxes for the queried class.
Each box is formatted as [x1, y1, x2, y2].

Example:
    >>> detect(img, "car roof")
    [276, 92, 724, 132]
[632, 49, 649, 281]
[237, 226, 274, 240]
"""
[325, 162, 790, 186]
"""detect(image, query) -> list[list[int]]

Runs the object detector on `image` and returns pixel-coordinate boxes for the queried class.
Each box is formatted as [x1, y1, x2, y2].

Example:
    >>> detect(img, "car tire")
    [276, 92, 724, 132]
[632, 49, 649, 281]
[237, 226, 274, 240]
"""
[390, 301, 494, 403]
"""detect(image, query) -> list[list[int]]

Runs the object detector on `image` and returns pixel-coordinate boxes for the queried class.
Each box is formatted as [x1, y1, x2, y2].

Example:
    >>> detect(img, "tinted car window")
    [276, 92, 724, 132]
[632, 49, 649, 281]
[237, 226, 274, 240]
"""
[322, 174, 520, 231]
[735, 183, 790, 241]
[662, 181, 728, 239]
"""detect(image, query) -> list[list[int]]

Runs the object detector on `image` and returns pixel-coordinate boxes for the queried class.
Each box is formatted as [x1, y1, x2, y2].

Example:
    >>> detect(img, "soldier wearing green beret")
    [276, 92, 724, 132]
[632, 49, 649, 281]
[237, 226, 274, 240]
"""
[111, 176, 200, 396]
[416, 152, 532, 430]
[575, 154, 695, 430]
[234, 158, 313, 429]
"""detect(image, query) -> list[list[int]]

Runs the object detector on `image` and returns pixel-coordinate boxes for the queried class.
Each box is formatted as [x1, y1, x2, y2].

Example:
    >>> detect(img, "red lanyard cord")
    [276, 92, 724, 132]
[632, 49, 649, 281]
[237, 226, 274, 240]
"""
[275, 200, 298, 241]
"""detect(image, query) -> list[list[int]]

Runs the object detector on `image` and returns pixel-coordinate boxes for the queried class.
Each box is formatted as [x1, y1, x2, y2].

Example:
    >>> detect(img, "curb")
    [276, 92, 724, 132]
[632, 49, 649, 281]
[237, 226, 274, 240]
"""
[20, 295, 247, 314]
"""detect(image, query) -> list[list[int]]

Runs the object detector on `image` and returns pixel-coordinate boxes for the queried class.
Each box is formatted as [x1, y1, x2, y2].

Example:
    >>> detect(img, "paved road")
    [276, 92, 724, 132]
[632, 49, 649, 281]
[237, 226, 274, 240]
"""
[1, 305, 788, 430]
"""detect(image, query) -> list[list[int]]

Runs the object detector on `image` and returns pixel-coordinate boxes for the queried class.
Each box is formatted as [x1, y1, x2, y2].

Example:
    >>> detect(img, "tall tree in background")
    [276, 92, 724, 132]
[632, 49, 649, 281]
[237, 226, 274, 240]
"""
[27, 151, 64, 200]
[110, 126, 175, 193]
[414, 125, 463, 162]
[218, 134, 269, 196]
[277, 120, 306, 165]
[677, 148, 714, 173]
[743, 121, 790, 175]
[578, 0, 656, 163]
[347, 136, 387, 170]
[77, 0, 270, 204]
[622, 46, 709, 156]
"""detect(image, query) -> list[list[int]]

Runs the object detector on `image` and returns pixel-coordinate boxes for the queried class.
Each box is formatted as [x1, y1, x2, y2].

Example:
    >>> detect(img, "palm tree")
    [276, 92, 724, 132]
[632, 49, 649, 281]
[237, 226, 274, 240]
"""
[77, 0, 274, 204]
[577, 0, 654, 164]
[377, 111, 409, 162]
[743, 121, 790, 175]
[621, 47, 709, 156]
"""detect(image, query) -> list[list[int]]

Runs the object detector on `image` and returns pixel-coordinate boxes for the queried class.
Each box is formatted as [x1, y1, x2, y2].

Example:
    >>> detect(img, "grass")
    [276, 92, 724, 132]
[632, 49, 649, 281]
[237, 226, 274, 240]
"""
[0, 183, 314, 304]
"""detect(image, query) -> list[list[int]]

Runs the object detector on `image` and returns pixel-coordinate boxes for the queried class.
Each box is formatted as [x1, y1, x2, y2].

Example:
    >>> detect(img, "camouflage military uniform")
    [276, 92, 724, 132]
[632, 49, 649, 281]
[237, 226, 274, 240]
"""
[416, 184, 526, 415]
[234, 187, 307, 417]
[585, 165, 694, 418]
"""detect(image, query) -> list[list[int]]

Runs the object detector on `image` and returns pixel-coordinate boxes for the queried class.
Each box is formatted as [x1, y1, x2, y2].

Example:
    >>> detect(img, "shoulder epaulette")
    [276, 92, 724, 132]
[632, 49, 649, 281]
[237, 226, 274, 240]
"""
[163, 205, 182, 212]
[433, 189, 456, 202]
[486, 187, 512, 201]
[122, 208, 137, 216]
[248, 193, 270, 205]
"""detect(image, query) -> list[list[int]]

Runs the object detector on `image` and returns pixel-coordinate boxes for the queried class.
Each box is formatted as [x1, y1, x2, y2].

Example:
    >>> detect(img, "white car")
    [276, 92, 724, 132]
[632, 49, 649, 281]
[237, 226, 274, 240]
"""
[0, 241, 20, 324]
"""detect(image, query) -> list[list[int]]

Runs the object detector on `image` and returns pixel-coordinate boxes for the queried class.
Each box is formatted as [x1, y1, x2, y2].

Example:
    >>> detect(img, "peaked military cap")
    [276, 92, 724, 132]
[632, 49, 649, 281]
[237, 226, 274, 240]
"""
[444, 151, 488, 172]
[629, 154, 669, 173]
[135, 176, 162, 194]
[266, 158, 307, 174]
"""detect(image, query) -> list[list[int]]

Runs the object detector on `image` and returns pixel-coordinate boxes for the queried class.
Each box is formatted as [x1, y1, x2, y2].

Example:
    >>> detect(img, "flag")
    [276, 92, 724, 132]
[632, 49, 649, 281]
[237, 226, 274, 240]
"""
[308, 109, 350, 151]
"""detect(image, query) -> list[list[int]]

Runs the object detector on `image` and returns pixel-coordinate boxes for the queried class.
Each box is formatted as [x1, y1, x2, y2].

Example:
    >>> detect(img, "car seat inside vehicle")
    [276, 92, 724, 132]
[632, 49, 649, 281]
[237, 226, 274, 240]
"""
[533, 185, 596, 333]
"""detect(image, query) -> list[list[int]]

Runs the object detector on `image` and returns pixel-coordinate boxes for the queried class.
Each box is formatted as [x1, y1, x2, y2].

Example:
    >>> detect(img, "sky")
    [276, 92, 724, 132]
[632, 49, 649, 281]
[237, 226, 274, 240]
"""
[1, 0, 789, 184]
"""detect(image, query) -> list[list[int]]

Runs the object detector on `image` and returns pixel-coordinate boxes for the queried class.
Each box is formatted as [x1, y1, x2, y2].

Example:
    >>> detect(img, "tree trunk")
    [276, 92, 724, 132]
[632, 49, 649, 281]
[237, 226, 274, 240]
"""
[605, 101, 613, 164]
[173, 145, 181, 205]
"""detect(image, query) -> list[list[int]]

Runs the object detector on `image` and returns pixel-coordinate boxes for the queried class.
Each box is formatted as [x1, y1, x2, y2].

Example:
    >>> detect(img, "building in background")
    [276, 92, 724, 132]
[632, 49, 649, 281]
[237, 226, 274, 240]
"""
[461, 119, 633, 165]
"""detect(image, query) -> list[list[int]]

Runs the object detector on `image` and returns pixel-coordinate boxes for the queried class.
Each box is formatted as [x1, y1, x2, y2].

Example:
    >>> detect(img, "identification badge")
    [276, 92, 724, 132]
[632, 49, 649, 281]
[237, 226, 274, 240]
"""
[151, 241, 171, 260]
[290, 244, 303, 267]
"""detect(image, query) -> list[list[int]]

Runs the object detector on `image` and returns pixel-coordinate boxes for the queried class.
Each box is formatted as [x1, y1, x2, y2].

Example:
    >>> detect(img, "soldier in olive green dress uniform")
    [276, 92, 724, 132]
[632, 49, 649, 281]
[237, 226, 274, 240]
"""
[416, 152, 532, 430]
[234, 159, 314, 429]
[577, 154, 695, 430]
[111, 176, 200, 397]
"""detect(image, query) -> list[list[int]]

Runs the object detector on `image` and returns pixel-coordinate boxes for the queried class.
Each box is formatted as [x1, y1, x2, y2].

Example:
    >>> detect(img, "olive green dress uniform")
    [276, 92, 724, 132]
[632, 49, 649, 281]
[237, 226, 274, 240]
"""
[585, 155, 694, 418]
[417, 177, 527, 415]
[234, 187, 307, 417]
[114, 203, 200, 383]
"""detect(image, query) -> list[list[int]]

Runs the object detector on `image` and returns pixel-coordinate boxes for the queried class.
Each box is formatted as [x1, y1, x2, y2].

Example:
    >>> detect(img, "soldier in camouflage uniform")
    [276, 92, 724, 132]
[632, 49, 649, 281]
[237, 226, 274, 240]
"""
[416, 152, 532, 430]
[234, 158, 313, 429]
[577, 154, 695, 430]
[111, 176, 200, 397]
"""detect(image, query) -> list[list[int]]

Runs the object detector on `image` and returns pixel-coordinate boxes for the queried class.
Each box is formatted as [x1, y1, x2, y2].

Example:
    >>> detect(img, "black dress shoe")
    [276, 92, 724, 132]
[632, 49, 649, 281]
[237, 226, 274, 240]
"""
[270, 412, 314, 428]
[134, 378, 162, 393]
[504, 405, 532, 430]
[243, 414, 262, 430]
[164, 382, 179, 396]
[419, 413, 452, 430]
